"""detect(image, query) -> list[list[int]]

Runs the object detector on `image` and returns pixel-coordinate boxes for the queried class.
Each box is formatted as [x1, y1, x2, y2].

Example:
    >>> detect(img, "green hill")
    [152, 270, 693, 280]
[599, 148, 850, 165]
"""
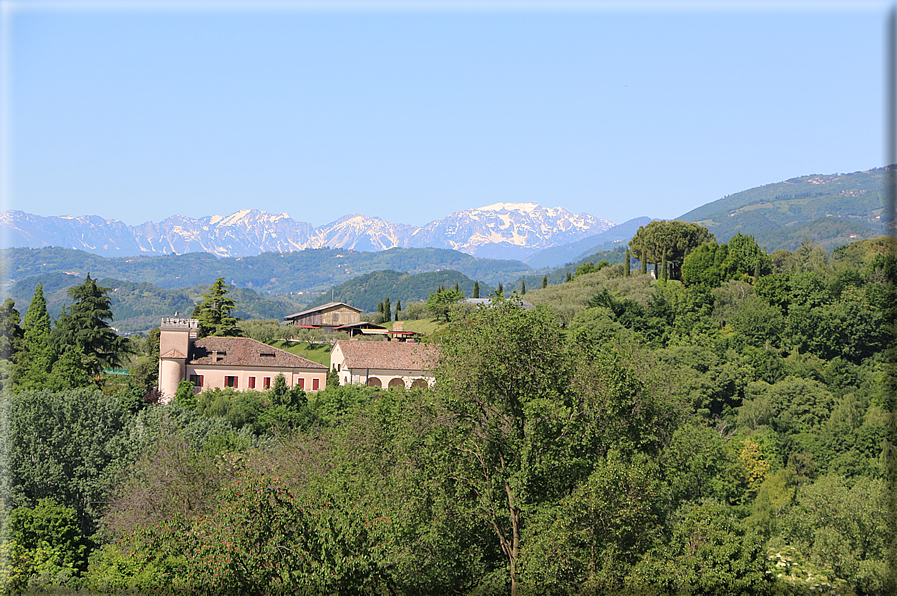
[3, 274, 310, 335]
[678, 166, 889, 248]
[304, 270, 495, 313]
[0, 246, 531, 295]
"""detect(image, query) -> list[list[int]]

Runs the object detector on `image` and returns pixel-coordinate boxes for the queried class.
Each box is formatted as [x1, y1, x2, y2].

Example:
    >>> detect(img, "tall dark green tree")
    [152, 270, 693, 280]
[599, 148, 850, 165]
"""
[192, 278, 241, 337]
[473, 281, 480, 298]
[521, 279, 526, 295]
[542, 275, 548, 289]
[17, 283, 56, 390]
[395, 299, 402, 320]
[625, 249, 632, 277]
[384, 297, 391, 322]
[497, 282, 504, 296]
[0, 299, 23, 391]
[52, 274, 129, 384]
[0, 298, 22, 362]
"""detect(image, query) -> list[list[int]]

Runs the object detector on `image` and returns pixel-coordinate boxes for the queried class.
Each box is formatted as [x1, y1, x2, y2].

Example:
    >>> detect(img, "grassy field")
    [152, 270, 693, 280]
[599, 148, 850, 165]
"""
[269, 340, 333, 366]
[385, 318, 443, 335]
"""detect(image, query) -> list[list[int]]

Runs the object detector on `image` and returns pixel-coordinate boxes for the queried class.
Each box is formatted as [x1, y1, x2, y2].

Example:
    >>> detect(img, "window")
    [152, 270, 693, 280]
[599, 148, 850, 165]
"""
[248, 377, 256, 389]
[263, 377, 271, 389]
[225, 376, 238, 388]
[189, 374, 203, 388]
[312, 378, 320, 390]
[297, 378, 305, 390]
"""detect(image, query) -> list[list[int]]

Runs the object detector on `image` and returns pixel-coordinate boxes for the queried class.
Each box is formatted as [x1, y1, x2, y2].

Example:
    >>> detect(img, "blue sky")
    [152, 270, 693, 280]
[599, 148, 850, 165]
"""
[1, 1, 892, 228]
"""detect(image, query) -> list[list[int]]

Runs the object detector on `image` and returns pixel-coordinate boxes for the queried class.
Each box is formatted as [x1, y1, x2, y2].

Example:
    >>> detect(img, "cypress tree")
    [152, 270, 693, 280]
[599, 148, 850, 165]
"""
[454, 282, 460, 292]
[473, 281, 480, 299]
[565, 272, 572, 283]
[395, 300, 402, 320]
[521, 280, 526, 295]
[661, 255, 668, 282]
[625, 250, 632, 277]
[17, 283, 56, 389]
[542, 275, 548, 289]
[384, 297, 391, 321]
[497, 282, 503, 296]
[377, 301, 384, 315]
[0, 298, 22, 362]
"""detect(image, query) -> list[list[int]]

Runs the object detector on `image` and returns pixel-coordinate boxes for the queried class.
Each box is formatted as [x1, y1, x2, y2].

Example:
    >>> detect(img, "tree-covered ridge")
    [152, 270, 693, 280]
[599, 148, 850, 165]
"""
[678, 166, 891, 250]
[0, 234, 893, 594]
[0, 246, 531, 294]
[0, 274, 309, 334]
[303, 269, 496, 313]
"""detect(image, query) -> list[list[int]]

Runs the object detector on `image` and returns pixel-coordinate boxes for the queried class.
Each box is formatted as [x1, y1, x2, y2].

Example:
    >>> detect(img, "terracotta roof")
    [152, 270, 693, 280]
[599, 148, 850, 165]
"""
[189, 337, 326, 369]
[335, 340, 438, 371]
[284, 302, 361, 320]
[160, 349, 186, 359]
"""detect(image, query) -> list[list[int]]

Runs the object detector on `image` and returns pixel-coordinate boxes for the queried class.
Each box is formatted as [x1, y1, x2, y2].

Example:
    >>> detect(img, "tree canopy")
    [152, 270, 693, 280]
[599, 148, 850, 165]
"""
[628, 220, 714, 279]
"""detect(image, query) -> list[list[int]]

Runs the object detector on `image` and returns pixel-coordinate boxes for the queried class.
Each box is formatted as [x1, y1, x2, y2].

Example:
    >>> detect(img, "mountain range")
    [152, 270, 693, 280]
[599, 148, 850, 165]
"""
[0, 202, 614, 262]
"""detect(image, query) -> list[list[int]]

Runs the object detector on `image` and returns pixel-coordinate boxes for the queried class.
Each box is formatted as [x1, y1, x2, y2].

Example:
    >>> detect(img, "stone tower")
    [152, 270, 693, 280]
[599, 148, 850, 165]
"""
[158, 317, 198, 403]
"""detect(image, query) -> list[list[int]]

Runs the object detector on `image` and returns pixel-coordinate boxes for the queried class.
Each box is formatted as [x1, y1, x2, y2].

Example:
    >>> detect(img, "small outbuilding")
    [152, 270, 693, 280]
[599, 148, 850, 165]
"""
[330, 340, 438, 389]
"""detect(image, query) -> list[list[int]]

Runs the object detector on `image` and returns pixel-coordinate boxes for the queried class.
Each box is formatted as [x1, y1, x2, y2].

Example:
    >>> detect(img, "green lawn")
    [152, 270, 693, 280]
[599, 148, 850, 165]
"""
[270, 340, 332, 366]
[385, 318, 443, 336]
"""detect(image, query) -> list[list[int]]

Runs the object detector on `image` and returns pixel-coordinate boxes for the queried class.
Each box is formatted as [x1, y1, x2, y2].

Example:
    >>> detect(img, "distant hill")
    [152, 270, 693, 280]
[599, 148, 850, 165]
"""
[303, 270, 495, 313]
[678, 166, 888, 250]
[0, 246, 531, 294]
[4, 274, 307, 334]
[524, 217, 652, 268]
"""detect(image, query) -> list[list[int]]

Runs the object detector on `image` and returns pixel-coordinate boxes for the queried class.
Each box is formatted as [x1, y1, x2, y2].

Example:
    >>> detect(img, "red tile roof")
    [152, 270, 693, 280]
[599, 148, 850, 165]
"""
[335, 340, 438, 371]
[189, 337, 326, 369]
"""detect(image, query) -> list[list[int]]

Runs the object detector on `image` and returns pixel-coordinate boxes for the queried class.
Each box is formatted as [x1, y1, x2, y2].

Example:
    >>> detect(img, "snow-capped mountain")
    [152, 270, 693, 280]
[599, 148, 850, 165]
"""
[0, 203, 613, 260]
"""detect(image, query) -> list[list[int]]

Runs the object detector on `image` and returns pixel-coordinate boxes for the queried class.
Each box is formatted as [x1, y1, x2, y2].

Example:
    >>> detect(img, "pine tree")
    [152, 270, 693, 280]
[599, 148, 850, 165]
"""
[17, 283, 55, 389]
[473, 281, 480, 299]
[542, 275, 548, 289]
[193, 278, 241, 337]
[521, 280, 526, 295]
[53, 274, 129, 384]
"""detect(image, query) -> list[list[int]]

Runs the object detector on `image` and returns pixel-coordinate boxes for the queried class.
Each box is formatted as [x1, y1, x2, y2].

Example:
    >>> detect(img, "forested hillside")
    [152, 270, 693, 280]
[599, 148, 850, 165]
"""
[0, 230, 893, 595]
[303, 269, 494, 313]
[679, 166, 889, 250]
[1, 274, 311, 334]
[0, 246, 531, 293]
